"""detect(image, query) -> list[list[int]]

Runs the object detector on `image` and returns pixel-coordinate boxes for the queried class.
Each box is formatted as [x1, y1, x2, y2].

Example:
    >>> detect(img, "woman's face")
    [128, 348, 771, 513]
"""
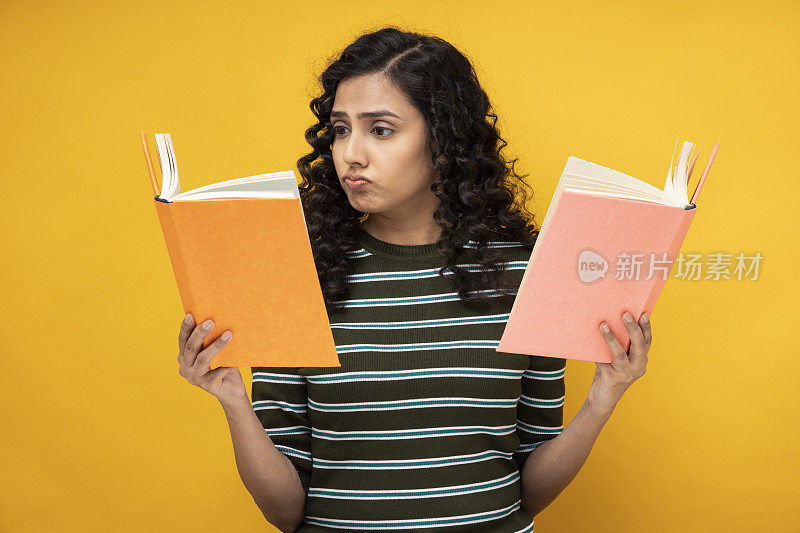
[330, 72, 441, 226]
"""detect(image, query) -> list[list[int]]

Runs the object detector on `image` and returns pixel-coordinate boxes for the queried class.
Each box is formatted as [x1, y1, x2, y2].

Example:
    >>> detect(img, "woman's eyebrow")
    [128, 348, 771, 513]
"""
[330, 109, 402, 120]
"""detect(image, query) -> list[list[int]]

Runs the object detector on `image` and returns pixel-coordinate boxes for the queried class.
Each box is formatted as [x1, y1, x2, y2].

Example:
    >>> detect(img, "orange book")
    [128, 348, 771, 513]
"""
[497, 140, 718, 363]
[143, 132, 340, 369]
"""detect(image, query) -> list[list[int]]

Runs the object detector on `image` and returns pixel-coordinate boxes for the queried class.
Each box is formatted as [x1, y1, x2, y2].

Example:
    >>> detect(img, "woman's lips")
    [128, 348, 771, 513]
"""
[345, 177, 371, 189]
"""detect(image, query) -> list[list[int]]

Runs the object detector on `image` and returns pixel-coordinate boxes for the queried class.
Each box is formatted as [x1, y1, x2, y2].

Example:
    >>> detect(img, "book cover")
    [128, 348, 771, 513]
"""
[154, 195, 340, 369]
[497, 189, 696, 363]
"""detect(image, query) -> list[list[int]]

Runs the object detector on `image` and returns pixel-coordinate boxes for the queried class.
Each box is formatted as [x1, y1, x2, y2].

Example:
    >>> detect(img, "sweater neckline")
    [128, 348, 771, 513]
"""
[357, 225, 470, 260]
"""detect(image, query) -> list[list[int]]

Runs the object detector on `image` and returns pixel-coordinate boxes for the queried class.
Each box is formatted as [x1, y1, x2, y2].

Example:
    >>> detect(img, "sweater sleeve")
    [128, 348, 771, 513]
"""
[512, 355, 567, 470]
[250, 367, 313, 493]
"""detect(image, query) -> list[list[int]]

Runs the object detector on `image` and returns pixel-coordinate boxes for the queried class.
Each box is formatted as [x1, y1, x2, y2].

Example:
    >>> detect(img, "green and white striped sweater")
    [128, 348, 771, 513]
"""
[251, 226, 566, 532]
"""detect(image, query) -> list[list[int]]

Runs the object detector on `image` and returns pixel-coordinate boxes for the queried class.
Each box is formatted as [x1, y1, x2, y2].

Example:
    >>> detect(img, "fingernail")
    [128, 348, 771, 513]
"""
[184, 314, 193, 324]
[203, 320, 213, 330]
[221, 331, 231, 341]
[642, 312, 649, 323]
[600, 322, 610, 332]
[623, 312, 632, 323]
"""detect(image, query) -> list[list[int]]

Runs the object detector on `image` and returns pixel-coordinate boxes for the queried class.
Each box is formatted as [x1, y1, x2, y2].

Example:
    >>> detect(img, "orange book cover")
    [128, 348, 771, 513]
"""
[497, 141, 717, 363]
[144, 132, 340, 369]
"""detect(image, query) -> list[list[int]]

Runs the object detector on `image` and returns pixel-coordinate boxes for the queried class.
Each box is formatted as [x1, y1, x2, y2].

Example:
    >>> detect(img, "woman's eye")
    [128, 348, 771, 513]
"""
[332, 125, 393, 138]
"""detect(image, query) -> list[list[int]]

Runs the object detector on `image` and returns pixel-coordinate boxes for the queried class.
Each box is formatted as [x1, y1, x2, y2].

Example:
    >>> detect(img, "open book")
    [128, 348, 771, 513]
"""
[154, 132, 304, 208]
[142, 131, 339, 369]
[546, 140, 707, 212]
[497, 139, 719, 363]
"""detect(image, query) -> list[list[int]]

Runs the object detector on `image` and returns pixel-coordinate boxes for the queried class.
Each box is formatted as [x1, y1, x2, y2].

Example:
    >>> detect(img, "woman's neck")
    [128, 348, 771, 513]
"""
[360, 217, 446, 246]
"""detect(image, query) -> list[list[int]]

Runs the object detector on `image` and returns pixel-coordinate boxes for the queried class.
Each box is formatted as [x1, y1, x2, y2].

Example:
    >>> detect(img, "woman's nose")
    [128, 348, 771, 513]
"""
[343, 135, 367, 166]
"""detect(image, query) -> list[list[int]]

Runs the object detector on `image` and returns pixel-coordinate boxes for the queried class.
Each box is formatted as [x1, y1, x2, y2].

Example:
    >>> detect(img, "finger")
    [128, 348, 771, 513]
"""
[599, 321, 628, 367]
[639, 312, 652, 347]
[178, 313, 195, 358]
[184, 318, 215, 366]
[190, 330, 233, 376]
[621, 311, 647, 356]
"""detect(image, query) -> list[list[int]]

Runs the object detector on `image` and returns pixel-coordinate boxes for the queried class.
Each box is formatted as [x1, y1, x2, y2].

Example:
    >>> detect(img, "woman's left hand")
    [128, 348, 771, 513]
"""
[586, 310, 652, 416]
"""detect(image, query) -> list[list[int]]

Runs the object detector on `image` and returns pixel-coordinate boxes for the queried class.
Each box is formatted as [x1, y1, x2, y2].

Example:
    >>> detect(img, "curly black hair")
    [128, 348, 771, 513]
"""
[296, 25, 541, 313]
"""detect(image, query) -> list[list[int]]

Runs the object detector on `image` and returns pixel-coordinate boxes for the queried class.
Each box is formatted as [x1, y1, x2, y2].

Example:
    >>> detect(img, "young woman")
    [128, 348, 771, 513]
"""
[176, 26, 652, 533]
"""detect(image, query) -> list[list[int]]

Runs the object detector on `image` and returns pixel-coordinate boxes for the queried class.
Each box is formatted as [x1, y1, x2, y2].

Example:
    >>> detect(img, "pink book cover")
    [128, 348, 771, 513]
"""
[496, 190, 696, 363]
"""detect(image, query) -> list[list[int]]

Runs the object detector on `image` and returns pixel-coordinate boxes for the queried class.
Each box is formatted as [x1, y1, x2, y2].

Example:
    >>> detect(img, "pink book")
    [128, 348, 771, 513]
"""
[497, 140, 718, 363]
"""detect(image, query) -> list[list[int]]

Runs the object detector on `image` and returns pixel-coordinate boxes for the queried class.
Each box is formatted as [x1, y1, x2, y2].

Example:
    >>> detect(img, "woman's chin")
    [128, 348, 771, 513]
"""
[347, 197, 376, 212]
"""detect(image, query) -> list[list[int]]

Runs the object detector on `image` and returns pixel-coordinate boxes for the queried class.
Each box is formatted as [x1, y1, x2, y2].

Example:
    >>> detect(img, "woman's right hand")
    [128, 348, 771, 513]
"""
[177, 313, 247, 406]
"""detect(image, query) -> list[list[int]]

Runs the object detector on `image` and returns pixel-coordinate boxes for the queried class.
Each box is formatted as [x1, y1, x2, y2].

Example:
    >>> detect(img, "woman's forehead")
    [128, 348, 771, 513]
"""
[332, 74, 414, 120]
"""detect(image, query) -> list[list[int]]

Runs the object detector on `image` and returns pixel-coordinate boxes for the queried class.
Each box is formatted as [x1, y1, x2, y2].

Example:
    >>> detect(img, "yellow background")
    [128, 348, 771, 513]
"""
[1, 0, 797, 531]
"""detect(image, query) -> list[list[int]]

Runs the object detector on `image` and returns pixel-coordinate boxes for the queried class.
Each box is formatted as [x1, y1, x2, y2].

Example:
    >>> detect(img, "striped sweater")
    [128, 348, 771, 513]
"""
[251, 226, 567, 532]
